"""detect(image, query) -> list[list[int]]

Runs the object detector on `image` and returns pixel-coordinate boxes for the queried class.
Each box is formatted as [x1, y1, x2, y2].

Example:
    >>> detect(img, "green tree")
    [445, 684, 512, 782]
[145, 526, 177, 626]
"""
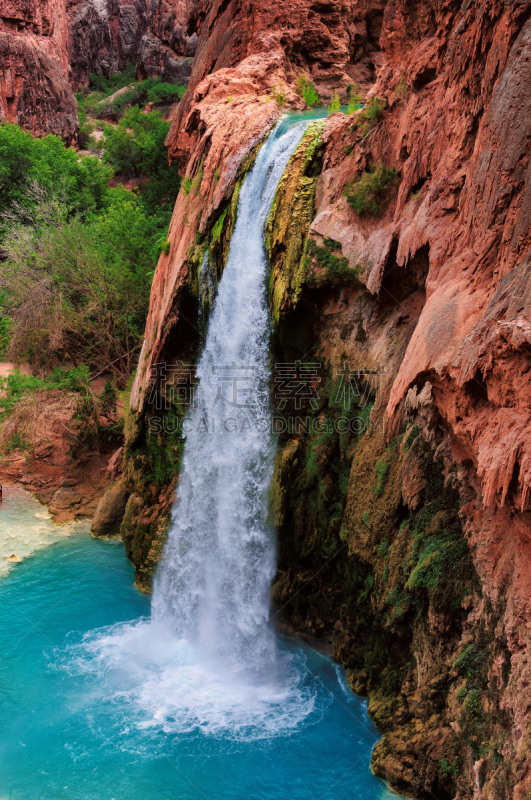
[327, 90, 341, 115]
[102, 106, 170, 177]
[0, 122, 113, 215]
[101, 107, 180, 218]
[0, 187, 157, 381]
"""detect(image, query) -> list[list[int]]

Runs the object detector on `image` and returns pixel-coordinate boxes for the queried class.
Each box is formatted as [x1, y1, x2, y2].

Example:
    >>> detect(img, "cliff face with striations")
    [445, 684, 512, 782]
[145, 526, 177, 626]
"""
[119, 1, 531, 797]
[0, 0, 196, 141]
[67, 0, 197, 87]
[0, 0, 78, 141]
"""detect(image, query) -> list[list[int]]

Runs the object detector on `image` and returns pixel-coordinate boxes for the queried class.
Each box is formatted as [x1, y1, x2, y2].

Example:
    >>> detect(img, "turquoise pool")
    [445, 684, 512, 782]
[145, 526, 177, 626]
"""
[0, 489, 399, 800]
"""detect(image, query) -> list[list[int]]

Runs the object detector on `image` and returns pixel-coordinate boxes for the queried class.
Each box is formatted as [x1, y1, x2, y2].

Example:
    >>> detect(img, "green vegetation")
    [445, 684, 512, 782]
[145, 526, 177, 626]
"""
[0, 366, 120, 454]
[0, 64, 187, 467]
[0, 366, 92, 417]
[88, 63, 137, 95]
[1, 185, 159, 378]
[345, 163, 399, 217]
[76, 65, 186, 121]
[306, 238, 360, 283]
[346, 82, 363, 114]
[356, 96, 386, 137]
[394, 77, 408, 99]
[101, 106, 180, 214]
[272, 84, 287, 109]
[0, 67, 182, 382]
[0, 291, 11, 358]
[374, 458, 390, 497]
[439, 757, 460, 779]
[295, 73, 320, 108]
[327, 90, 341, 115]
[0, 122, 113, 215]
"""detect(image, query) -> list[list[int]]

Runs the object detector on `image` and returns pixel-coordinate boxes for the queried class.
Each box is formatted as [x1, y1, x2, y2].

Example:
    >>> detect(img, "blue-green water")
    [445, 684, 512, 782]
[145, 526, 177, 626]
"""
[0, 521, 397, 800]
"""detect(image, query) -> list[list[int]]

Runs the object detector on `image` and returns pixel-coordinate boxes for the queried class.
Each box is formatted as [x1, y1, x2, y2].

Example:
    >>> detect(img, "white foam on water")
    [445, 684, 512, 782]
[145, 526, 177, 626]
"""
[63, 618, 322, 741]
[0, 485, 85, 576]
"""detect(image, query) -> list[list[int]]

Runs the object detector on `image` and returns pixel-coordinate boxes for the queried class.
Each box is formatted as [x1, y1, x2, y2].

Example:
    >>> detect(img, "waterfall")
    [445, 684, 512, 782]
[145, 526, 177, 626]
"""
[72, 118, 318, 739]
[152, 120, 308, 678]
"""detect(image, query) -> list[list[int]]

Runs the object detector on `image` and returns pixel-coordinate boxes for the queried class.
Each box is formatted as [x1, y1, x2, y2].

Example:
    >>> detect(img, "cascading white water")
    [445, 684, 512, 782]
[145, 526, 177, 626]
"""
[152, 120, 308, 678]
[71, 119, 320, 739]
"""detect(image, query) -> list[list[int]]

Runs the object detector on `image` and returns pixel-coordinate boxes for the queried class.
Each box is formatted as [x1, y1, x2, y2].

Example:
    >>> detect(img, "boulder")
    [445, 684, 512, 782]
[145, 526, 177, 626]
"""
[35, 487, 58, 505]
[49, 487, 82, 510]
[90, 478, 130, 536]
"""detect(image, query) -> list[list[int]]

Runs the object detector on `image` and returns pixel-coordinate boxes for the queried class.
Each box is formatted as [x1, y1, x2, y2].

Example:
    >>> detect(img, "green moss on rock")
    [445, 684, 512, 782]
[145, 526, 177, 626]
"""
[266, 121, 325, 321]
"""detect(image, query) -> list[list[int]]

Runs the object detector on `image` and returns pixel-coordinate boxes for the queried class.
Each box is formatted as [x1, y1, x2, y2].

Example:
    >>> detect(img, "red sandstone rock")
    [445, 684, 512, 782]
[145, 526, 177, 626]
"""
[129, 2, 531, 797]
[132, 0, 389, 412]
[0, 0, 78, 141]
[0, 0, 197, 140]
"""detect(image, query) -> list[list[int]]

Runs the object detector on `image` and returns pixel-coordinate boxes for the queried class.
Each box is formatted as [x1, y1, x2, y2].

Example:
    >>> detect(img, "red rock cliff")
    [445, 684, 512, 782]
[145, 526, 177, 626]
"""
[127, 1, 531, 797]
[0, 0, 197, 141]
[0, 0, 78, 140]
[131, 0, 387, 411]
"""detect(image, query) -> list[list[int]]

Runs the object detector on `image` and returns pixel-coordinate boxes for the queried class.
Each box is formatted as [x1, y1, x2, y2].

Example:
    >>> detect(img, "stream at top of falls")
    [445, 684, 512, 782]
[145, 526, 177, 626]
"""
[0, 115, 403, 800]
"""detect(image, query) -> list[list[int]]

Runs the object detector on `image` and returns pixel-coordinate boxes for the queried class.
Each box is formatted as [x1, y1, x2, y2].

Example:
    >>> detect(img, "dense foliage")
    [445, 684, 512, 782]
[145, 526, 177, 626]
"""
[0, 122, 113, 215]
[345, 163, 399, 217]
[75, 65, 186, 124]
[0, 108, 178, 382]
[295, 73, 320, 108]
[101, 106, 180, 215]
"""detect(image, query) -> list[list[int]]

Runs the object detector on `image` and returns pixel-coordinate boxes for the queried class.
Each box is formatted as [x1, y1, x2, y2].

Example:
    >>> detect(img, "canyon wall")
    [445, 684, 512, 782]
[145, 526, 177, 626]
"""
[0, 0, 196, 141]
[120, 1, 531, 798]
[0, 0, 78, 141]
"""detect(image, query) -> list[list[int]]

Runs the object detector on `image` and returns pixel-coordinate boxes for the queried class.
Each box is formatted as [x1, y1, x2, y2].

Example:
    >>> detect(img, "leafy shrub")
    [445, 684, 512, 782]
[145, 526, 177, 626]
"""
[306, 238, 359, 283]
[0, 291, 11, 358]
[102, 107, 167, 177]
[357, 96, 386, 136]
[295, 73, 320, 108]
[345, 163, 399, 217]
[362, 511, 371, 526]
[347, 83, 363, 114]
[146, 81, 186, 104]
[0, 366, 114, 454]
[377, 542, 390, 558]
[394, 77, 408, 98]
[0, 188, 159, 380]
[439, 757, 460, 779]
[89, 63, 137, 95]
[78, 119, 96, 150]
[454, 645, 482, 680]
[272, 84, 287, 109]
[0, 122, 114, 215]
[109, 87, 140, 114]
[327, 90, 341, 115]
[82, 69, 186, 120]
[101, 107, 181, 215]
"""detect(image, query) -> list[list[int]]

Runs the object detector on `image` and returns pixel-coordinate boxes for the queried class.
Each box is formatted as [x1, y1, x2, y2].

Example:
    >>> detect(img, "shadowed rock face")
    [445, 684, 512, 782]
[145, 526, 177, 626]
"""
[0, 0, 197, 140]
[67, 0, 197, 86]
